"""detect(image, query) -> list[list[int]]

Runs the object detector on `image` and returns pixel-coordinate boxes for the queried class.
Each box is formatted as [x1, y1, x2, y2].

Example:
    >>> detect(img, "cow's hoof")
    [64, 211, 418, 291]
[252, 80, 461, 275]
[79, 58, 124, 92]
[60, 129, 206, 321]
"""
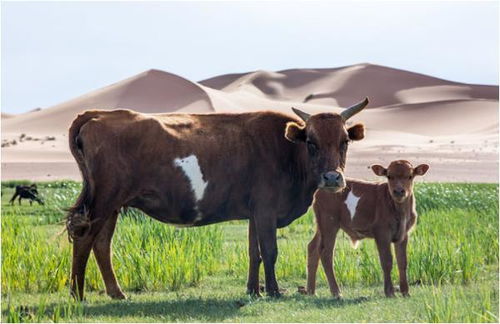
[246, 289, 262, 298]
[267, 290, 282, 298]
[401, 292, 410, 298]
[109, 291, 127, 300]
[297, 286, 307, 295]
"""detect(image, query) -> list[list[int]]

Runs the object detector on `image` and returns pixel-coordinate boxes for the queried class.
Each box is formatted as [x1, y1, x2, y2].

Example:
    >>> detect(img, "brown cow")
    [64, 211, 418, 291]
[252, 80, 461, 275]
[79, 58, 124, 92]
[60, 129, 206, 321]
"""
[304, 160, 429, 298]
[66, 98, 369, 300]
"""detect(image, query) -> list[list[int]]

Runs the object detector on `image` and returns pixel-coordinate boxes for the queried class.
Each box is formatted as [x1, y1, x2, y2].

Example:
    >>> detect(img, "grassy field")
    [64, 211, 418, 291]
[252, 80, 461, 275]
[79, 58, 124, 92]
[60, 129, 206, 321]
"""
[1, 181, 498, 322]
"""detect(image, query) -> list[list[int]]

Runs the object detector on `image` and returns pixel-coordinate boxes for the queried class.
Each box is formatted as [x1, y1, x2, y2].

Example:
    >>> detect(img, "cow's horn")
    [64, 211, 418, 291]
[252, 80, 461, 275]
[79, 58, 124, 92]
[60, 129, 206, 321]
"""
[292, 107, 311, 122]
[340, 97, 369, 121]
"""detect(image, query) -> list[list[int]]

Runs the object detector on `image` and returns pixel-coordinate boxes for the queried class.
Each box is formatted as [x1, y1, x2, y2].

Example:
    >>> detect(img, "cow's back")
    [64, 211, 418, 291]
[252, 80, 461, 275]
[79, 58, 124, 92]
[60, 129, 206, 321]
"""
[75, 109, 307, 227]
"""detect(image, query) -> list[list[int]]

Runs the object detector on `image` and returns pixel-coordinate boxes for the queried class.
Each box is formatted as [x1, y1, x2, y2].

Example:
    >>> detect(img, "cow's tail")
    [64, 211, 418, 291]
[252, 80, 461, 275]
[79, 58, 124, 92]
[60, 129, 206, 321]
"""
[66, 110, 102, 241]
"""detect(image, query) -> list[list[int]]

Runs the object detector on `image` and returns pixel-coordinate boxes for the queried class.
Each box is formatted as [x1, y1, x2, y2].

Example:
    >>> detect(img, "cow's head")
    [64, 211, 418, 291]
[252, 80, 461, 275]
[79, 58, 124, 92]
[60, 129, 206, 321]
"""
[371, 160, 429, 203]
[285, 98, 368, 192]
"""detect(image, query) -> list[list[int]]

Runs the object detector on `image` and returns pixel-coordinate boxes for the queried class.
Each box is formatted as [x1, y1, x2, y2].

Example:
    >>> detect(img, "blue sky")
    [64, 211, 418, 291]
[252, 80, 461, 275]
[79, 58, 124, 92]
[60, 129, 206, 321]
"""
[2, 1, 498, 114]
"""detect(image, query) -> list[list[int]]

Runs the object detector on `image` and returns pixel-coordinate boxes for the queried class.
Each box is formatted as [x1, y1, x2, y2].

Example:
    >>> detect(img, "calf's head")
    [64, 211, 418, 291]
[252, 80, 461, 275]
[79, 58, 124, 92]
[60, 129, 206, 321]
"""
[371, 160, 429, 203]
[285, 98, 368, 192]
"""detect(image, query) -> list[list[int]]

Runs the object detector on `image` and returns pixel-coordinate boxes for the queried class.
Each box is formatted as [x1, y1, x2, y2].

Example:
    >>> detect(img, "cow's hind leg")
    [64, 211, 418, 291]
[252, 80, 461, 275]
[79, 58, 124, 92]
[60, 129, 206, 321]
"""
[246, 217, 262, 297]
[71, 232, 97, 300]
[93, 211, 126, 299]
[69, 202, 117, 300]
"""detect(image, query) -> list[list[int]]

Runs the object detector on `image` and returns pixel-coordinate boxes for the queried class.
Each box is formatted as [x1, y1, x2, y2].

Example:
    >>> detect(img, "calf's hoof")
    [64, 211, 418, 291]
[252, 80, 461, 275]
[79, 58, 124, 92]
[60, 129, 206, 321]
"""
[401, 292, 410, 298]
[297, 286, 308, 295]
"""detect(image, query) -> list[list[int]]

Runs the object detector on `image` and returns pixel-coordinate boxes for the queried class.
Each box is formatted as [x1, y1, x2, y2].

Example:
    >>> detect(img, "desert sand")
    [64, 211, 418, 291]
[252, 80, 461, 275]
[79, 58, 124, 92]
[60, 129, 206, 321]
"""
[2, 63, 498, 182]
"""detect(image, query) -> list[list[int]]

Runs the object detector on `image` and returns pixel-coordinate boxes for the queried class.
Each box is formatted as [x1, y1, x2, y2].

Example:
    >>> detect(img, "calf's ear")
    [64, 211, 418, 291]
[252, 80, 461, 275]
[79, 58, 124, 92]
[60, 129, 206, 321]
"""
[285, 122, 306, 143]
[348, 123, 364, 141]
[413, 164, 429, 176]
[371, 164, 387, 176]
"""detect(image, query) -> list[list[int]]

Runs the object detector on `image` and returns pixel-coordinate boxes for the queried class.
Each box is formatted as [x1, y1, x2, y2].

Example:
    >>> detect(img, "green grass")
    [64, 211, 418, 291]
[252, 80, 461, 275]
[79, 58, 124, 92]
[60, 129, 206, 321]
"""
[1, 182, 498, 322]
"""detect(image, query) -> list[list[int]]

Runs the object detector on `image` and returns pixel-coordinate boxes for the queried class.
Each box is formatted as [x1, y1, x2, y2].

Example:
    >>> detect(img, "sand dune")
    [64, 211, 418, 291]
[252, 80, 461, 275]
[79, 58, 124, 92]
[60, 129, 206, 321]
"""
[2, 69, 214, 136]
[201, 63, 498, 107]
[2, 63, 498, 182]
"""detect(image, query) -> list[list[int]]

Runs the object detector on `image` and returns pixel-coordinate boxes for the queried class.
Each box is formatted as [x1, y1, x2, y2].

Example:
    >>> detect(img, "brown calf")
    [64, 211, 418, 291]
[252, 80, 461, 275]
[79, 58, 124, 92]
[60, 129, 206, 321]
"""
[305, 160, 429, 297]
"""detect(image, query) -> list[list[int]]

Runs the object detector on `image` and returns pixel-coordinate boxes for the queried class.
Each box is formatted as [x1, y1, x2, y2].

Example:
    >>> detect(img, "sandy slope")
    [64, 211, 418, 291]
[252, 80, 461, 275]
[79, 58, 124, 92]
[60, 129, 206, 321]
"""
[1, 63, 498, 182]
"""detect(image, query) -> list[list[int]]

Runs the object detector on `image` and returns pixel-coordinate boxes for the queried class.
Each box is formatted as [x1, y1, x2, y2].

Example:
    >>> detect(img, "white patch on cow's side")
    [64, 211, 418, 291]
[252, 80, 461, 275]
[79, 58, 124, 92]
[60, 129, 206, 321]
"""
[345, 191, 360, 220]
[174, 155, 208, 202]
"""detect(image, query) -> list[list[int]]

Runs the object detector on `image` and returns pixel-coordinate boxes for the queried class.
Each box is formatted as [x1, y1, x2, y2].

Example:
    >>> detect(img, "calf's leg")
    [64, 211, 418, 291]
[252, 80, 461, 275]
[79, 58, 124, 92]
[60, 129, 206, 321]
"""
[319, 227, 341, 298]
[375, 235, 395, 297]
[395, 236, 409, 297]
[92, 211, 126, 299]
[306, 232, 320, 295]
[246, 217, 262, 296]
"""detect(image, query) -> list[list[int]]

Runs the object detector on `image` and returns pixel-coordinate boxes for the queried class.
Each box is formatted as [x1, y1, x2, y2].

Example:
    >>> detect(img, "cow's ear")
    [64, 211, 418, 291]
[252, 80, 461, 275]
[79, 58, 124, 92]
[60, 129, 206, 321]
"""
[413, 164, 429, 176]
[371, 165, 387, 176]
[347, 123, 364, 141]
[285, 122, 306, 143]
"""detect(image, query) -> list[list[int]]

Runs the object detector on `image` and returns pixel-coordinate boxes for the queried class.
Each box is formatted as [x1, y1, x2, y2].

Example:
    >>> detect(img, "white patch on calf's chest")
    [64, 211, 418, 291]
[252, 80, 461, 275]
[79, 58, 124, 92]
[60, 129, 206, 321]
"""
[345, 191, 360, 220]
[174, 154, 208, 202]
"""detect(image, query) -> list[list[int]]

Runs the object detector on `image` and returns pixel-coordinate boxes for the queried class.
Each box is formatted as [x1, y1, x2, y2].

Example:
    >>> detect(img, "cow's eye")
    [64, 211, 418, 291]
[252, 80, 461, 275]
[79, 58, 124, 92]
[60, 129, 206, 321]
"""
[387, 175, 392, 180]
[408, 175, 413, 180]
[306, 140, 318, 154]
[341, 140, 349, 152]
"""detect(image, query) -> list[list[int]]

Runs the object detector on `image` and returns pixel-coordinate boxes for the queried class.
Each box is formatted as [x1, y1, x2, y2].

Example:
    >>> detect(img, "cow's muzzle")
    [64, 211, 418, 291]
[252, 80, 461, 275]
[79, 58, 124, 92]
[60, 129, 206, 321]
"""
[319, 171, 346, 192]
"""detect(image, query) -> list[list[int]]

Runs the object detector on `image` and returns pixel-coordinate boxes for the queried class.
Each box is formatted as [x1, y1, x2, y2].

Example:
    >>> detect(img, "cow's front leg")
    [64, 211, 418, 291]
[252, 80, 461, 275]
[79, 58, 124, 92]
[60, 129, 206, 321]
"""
[254, 215, 280, 297]
[246, 217, 262, 297]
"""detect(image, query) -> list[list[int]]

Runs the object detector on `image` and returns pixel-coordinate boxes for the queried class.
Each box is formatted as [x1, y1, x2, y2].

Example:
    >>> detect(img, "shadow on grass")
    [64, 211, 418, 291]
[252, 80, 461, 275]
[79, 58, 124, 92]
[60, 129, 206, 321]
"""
[84, 297, 242, 321]
[2, 293, 372, 322]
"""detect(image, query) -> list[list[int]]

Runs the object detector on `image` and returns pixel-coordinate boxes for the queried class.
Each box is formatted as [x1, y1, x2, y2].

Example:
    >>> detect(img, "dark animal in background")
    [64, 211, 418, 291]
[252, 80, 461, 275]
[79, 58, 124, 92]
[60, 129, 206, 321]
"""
[66, 98, 368, 300]
[303, 160, 429, 298]
[9, 184, 44, 206]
